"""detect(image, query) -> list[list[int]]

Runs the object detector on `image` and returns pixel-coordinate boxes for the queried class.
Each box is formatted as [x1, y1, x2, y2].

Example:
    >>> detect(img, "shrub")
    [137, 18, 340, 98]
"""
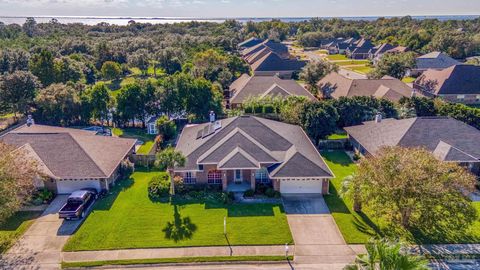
[148, 174, 170, 198]
[353, 151, 361, 161]
[173, 176, 186, 194]
[256, 183, 268, 194]
[274, 191, 281, 198]
[221, 192, 233, 204]
[36, 188, 54, 203]
[263, 104, 274, 114]
[254, 106, 263, 114]
[244, 107, 253, 114]
[119, 159, 135, 178]
[244, 189, 255, 198]
[265, 188, 276, 198]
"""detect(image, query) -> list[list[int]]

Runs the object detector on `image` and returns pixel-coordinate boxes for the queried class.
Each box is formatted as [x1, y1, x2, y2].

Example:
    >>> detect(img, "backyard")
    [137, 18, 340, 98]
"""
[63, 170, 292, 251]
[112, 127, 156, 154]
[322, 150, 480, 244]
[324, 54, 373, 75]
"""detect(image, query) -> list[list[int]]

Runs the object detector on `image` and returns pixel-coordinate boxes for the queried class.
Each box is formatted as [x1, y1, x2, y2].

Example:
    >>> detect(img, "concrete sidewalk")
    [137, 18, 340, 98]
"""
[62, 245, 290, 263]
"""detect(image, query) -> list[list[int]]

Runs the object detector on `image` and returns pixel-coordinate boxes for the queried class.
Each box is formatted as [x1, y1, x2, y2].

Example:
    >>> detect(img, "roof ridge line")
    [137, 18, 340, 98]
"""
[439, 140, 480, 160]
[397, 118, 419, 146]
[69, 133, 108, 178]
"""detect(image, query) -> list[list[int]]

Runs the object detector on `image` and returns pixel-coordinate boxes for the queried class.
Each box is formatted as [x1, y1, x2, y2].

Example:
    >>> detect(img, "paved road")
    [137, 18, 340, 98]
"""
[283, 194, 359, 265]
[0, 195, 83, 270]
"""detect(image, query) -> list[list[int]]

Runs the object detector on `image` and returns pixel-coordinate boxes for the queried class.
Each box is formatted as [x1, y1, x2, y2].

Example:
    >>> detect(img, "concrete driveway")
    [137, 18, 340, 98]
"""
[282, 194, 357, 265]
[0, 195, 84, 270]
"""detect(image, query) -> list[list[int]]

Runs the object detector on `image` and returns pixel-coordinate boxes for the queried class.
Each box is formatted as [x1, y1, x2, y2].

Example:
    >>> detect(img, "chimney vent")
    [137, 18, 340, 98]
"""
[26, 115, 34, 127]
[209, 111, 216, 123]
[375, 112, 382, 123]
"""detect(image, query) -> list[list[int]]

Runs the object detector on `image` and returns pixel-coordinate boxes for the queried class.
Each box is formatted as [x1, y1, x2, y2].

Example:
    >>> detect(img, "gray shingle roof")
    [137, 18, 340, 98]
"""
[238, 37, 264, 48]
[415, 52, 460, 70]
[229, 74, 316, 105]
[250, 52, 306, 73]
[415, 65, 480, 95]
[1, 124, 136, 179]
[344, 117, 480, 162]
[175, 116, 333, 178]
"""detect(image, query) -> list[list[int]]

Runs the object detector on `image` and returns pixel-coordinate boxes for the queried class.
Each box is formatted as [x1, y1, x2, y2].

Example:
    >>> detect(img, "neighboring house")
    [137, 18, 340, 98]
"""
[146, 116, 158, 135]
[238, 37, 264, 49]
[323, 38, 357, 55]
[369, 44, 409, 64]
[413, 65, 480, 104]
[250, 51, 306, 78]
[344, 116, 480, 175]
[317, 72, 416, 102]
[241, 40, 290, 61]
[410, 51, 460, 76]
[346, 38, 375, 59]
[174, 115, 334, 194]
[0, 124, 136, 194]
[226, 74, 316, 108]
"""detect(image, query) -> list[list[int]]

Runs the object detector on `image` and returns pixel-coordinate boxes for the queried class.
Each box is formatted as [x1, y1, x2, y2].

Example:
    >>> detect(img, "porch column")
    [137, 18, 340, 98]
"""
[273, 179, 280, 191]
[250, 170, 255, 190]
[222, 171, 227, 191]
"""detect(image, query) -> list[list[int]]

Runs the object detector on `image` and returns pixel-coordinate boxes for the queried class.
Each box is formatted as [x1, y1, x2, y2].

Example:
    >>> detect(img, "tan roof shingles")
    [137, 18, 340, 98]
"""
[1, 124, 136, 179]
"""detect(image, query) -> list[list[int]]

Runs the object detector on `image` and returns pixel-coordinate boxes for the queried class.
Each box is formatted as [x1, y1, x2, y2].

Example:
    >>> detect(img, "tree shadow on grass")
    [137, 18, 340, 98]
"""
[352, 212, 382, 237]
[163, 205, 197, 242]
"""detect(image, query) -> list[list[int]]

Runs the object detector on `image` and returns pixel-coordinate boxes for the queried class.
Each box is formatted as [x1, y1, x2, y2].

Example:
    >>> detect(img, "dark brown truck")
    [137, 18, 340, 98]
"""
[58, 189, 97, 220]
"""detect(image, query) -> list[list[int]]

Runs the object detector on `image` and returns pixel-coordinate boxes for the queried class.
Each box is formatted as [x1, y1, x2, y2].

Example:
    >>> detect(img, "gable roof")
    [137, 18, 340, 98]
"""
[250, 52, 306, 73]
[415, 51, 460, 70]
[415, 65, 480, 95]
[0, 124, 136, 179]
[175, 116, 333, 178]
[229, 74, 316, 104]
[317, 72, 414, 102]
[238, 37, 264, 49]
[344, 117, 480, 162]
[241, 40, 289, 59]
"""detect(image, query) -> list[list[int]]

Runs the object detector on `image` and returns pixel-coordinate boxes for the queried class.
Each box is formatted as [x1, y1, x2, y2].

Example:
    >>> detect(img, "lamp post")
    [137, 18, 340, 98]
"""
[224, 216, 227, 235]
[285, 243, 289, 258]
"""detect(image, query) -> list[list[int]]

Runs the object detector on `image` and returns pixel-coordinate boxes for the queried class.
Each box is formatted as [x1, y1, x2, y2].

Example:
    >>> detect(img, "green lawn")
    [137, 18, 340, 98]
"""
[346, 66, 373, 74]
[63, 170, 292, 251]
[334, 60, 371, 66]
[326, 132, 348, 140]
[321, 150, 480, 244]
[326, 54, 349, 61]
[402, 76, 416, 83]
[112, 128, 155, 154]
[62, 256, 293, 268]
[0, 211, 42, 253]
[321, 151, 378, 244]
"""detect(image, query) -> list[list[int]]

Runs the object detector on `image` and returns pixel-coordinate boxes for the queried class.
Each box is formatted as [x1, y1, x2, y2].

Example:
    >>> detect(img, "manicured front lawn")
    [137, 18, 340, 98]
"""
[112, 128, 155, 154]
[334, 60, 371, 66]
[326, 54, 349, 61]
[0, 211, 42, 253]
[346, 65, 373, 74]
[402, 76, 416, 83]
[63, 170, 292, 251]
[322, 150, 480, 244]
[62, 256, 293, 268]
[321, 151, 378, 244]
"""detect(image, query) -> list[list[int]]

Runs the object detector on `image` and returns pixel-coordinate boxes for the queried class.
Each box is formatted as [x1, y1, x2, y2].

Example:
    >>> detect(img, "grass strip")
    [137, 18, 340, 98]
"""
[62, 255, 293, 268]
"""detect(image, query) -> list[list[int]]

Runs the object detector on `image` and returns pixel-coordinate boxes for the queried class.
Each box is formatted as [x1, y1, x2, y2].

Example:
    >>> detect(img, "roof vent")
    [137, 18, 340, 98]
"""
[375, 112, 382, 123]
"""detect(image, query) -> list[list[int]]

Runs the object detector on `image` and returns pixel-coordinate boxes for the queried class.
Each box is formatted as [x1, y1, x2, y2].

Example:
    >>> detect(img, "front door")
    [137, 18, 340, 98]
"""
[234, 170, 242, 183]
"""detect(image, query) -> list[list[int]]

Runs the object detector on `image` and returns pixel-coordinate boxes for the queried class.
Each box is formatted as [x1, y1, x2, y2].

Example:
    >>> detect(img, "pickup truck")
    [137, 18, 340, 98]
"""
[59, 189, 98, 220]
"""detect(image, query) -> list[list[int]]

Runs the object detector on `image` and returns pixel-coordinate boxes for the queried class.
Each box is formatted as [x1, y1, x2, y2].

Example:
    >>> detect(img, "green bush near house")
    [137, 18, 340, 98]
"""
[148, 174, 171, 199]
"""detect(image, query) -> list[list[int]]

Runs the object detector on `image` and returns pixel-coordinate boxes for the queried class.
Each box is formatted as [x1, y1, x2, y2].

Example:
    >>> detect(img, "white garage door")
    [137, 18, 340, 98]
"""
[56, 179, 101, 194]
[280, 179, 323, 194]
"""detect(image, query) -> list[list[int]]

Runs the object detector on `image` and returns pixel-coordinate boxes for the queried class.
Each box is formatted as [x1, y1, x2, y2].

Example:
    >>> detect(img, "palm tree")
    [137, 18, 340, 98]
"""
[155, 147, 186, 196]
[340, 174, 362, 212]
[344, 238, 429, 270]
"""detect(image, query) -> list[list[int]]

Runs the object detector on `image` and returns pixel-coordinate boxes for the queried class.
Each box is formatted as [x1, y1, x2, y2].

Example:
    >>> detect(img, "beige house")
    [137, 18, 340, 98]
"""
[174, 116, 334, 194]
[0, 124, 136, 194]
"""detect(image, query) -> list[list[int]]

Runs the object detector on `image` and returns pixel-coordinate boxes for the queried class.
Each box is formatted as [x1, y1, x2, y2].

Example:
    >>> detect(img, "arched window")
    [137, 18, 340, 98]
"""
[207, 170, 222, 184]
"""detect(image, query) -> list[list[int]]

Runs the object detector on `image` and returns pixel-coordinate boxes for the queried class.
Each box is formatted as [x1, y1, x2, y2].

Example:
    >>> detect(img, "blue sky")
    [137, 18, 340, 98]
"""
[0, 0, 479, 17]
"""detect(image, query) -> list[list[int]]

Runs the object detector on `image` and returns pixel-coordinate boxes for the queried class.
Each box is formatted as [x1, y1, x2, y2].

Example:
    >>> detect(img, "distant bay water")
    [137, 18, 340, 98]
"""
[0, 15, 479, 25]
